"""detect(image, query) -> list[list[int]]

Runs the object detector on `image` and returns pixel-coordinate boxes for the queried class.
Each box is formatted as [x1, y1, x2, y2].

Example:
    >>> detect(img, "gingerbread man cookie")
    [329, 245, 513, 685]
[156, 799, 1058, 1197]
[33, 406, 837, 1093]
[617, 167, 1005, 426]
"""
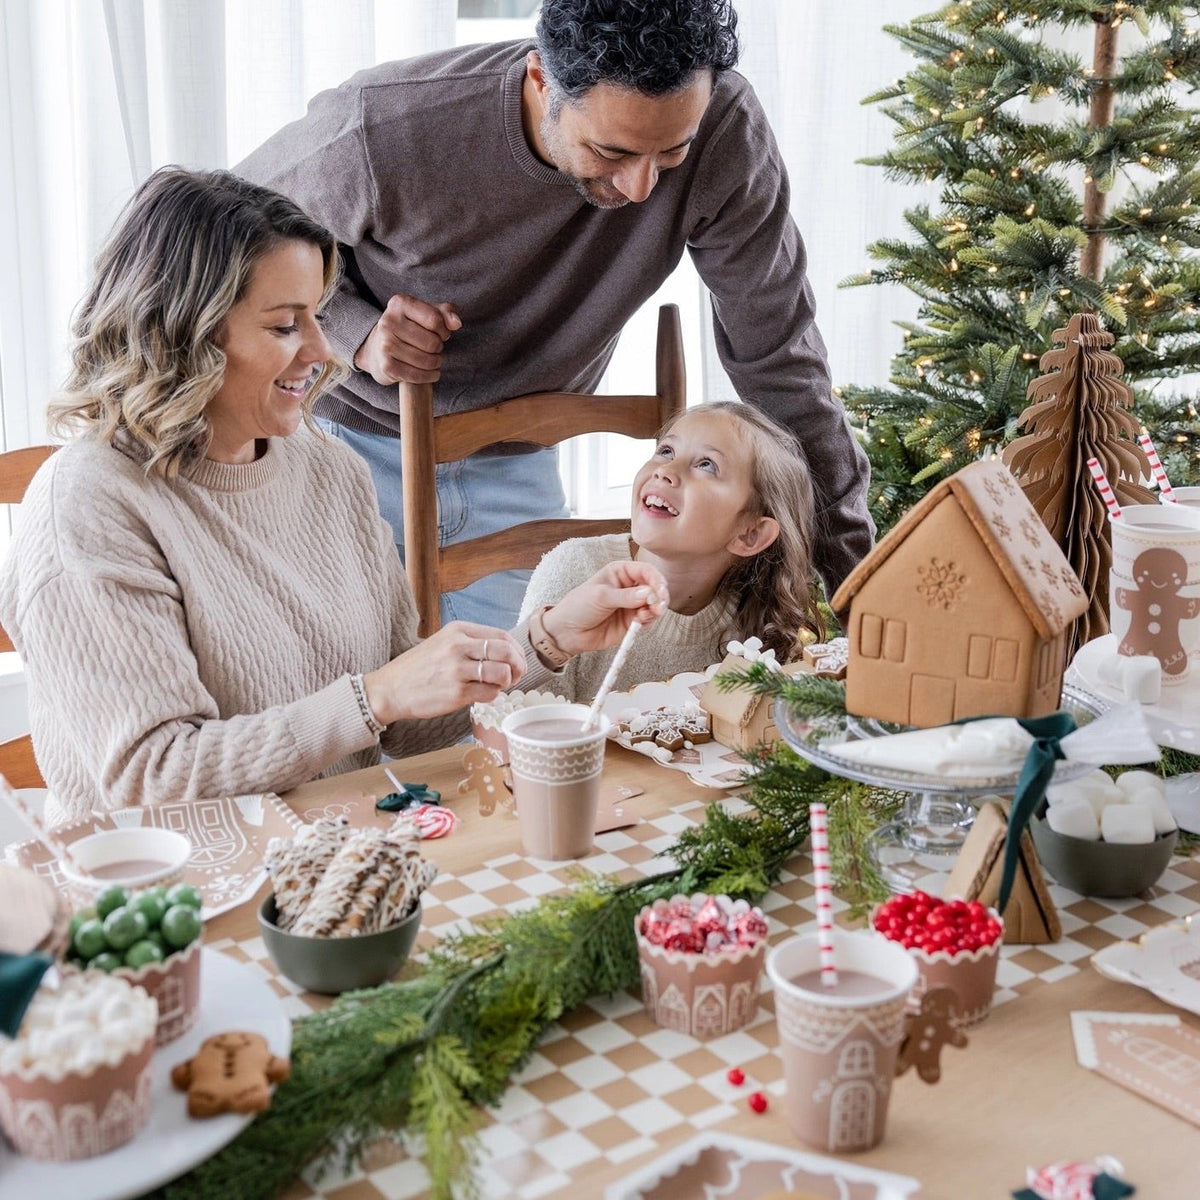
[456, 745, 512, 816]
[896, 987, 967, 1083]
[171, 1031, 290, 1117]
[1115, 547, 1200, 676]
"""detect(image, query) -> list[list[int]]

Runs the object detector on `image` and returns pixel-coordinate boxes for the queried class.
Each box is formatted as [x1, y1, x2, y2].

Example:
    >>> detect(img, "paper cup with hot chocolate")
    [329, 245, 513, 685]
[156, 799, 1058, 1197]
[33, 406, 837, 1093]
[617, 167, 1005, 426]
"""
[768, 929, 958, 1154]
[58, 828, 192, 910]
[502, 703, 610, 860]
[1108, 502, 1200, 685]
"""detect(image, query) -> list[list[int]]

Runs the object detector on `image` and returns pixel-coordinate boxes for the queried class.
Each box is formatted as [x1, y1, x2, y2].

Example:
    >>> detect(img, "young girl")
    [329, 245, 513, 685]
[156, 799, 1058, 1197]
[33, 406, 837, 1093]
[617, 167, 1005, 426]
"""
[519, 401, 822, 701]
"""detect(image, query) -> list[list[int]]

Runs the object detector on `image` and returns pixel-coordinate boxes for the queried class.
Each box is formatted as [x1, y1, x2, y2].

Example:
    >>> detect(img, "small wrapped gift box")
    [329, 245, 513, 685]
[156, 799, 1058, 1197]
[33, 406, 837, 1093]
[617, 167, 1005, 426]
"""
[635, 895, 767, 1039]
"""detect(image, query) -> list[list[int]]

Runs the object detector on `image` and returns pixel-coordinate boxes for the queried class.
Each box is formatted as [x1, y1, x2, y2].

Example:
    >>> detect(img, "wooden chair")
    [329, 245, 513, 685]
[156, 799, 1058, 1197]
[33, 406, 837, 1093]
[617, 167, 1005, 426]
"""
[1, 444, 57, 787]
[400, 304, 686, 636]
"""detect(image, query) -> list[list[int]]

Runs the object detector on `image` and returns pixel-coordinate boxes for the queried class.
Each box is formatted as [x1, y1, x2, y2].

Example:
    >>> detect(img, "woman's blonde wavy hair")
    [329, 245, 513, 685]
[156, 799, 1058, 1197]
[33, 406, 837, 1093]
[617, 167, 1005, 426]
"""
[48, 167, 344, 477]
[658, 401, 824, 661]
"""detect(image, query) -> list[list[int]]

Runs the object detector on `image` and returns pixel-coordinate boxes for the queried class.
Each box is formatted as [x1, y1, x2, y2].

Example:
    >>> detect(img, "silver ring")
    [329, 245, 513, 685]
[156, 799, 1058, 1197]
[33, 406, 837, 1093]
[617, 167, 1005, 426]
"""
[477, 659, 484, 683]
[482, 638, 490, 662]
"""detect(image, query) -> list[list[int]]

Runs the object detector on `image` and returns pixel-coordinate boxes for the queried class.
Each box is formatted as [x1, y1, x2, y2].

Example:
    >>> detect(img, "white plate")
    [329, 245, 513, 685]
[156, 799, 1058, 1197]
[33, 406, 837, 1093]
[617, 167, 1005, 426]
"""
[1070, 635, 1200, 752]
[1091, 921, 1200, 1016]
[605, 1130, 922, 1200]
[1, 949, 291, 1199]
[601, 672, 751, 790]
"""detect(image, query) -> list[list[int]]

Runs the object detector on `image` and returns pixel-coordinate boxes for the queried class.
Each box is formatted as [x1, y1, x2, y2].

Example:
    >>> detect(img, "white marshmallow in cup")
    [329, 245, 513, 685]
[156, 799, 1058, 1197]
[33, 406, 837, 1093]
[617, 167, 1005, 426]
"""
[1100, 804, 1156, 845]
[1046, 797, 1101, 841]
[1116, 770, 1166, 799]
[1124, 787, 1178, 836]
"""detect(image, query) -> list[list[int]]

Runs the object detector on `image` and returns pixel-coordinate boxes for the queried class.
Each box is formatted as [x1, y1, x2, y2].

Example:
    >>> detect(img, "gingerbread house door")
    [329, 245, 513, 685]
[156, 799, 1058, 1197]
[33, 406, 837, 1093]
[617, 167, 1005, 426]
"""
[909, 674, 956, 726]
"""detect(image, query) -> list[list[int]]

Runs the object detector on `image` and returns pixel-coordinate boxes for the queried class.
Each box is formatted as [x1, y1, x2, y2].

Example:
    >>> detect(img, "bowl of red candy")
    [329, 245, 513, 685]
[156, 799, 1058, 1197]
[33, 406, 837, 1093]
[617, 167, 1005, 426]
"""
[872, 891, 1004, 1029]
[636, 893, 768, 1039]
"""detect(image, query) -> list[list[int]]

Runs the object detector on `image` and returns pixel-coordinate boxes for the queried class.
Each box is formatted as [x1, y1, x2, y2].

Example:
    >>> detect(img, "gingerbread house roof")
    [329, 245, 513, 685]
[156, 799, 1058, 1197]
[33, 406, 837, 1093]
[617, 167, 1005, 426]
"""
[831, 461, 1087, 640]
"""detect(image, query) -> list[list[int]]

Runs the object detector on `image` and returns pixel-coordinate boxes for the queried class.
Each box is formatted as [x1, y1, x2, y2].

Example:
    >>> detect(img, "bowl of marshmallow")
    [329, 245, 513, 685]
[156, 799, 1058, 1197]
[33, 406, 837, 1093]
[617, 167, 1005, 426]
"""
[1031, 769, 1177, 898]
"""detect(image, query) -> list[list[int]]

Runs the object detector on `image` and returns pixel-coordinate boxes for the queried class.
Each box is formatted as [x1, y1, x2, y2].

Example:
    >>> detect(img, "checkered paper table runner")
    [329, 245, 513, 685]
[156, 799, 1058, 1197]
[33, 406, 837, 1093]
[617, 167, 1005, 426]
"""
[207, 797, 1200, 1200]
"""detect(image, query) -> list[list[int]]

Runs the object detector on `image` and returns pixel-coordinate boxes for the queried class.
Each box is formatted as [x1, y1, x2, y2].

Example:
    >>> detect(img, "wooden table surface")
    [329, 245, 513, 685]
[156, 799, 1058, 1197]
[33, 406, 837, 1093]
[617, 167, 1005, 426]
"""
[205, 742, 1200, 1199]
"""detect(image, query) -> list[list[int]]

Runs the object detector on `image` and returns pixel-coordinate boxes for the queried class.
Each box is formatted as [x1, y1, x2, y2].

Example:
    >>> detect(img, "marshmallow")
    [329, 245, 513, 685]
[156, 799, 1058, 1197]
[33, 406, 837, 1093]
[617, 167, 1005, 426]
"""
[1116, 770, 1166, 800]
[1097, 653, 1163, 703]
[1046, 797, 1101, 841]
[1123, 787, 1178, 835]
[1100, 804, 1157, 845]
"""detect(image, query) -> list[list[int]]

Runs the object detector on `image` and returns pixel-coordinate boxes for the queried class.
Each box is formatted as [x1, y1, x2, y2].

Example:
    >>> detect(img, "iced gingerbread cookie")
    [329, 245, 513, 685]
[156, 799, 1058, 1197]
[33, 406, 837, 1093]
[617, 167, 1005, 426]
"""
[802, 637, 849, 679]
[619, 704, 712, 751]
[171, 1031, 290, 1117]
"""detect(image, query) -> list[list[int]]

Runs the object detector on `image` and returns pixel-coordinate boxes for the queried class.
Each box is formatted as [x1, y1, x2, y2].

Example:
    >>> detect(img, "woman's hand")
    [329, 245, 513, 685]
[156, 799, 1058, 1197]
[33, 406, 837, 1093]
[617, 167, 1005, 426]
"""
[362, 621, 525, 724]
[542, 561, 668, 657]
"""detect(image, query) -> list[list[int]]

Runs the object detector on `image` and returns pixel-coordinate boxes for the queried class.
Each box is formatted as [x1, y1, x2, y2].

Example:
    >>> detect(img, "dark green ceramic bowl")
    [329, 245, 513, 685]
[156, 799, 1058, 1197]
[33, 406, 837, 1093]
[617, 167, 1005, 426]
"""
[1031, 817, 1177, 899]
[258, 893, 421, 994]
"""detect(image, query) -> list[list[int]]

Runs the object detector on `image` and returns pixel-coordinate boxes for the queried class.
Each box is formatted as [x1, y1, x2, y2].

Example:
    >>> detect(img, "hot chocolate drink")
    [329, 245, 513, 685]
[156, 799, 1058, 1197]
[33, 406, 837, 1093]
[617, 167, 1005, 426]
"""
[88, 859, 171, 881]
[512, 717, 588, 742]
[789, 968, 893, 999]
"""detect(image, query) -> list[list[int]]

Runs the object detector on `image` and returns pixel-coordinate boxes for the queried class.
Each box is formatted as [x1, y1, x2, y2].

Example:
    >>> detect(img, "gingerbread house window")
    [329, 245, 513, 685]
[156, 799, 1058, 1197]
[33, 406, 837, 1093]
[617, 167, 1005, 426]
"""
[838, 1041, 876, 1076]
[967, 636, 991, 678]
[883, 619, 906, 662]
[993, 639, 1019, 681]
[861, 614, 883, 658]
[1035, 640, 1056, 689]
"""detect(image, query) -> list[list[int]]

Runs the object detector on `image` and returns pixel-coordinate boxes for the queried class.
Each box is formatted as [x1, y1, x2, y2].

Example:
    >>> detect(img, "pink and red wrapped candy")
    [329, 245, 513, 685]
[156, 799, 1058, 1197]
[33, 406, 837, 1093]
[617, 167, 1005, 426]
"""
[1013, 1157, 1134, 1200]
[638, 893, 768, 955]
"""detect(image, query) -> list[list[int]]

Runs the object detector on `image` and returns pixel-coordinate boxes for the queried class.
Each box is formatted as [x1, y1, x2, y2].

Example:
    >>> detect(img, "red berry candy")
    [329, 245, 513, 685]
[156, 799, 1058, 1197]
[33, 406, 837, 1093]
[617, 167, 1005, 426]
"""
[875, 892, 1002, 957]
[748, 1091, 768, 1114]
[726, 1067, 745, 1086]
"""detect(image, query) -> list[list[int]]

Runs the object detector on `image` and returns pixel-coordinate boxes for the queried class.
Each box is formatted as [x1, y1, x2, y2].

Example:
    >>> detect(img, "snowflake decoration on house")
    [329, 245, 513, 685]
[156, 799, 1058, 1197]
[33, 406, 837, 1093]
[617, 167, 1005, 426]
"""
[916, 558, 967, 610]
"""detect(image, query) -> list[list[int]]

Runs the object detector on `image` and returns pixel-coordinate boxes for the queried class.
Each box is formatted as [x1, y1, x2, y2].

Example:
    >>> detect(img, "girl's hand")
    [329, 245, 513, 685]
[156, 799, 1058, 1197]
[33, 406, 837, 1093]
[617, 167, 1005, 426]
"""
[541, 561, 668, 657]
[362, 621, 525, 724]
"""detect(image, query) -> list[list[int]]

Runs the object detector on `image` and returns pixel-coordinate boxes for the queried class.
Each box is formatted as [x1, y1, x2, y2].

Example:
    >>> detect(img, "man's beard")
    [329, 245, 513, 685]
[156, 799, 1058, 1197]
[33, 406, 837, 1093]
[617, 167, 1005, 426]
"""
[539, 111, 629, 210]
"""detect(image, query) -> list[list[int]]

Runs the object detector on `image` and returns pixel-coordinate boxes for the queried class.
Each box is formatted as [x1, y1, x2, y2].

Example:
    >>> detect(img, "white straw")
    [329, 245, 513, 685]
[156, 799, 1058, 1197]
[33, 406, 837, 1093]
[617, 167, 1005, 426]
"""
[383, 766, 406, 795]
[0, 773, 88, 875]
[582, 620, 642, 732]
[809, 802, 838, 988]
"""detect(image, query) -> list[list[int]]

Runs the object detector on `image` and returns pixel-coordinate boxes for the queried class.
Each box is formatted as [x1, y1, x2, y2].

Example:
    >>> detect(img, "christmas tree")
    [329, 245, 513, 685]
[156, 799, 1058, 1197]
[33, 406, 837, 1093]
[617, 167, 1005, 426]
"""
[842, 1, 1200, 531]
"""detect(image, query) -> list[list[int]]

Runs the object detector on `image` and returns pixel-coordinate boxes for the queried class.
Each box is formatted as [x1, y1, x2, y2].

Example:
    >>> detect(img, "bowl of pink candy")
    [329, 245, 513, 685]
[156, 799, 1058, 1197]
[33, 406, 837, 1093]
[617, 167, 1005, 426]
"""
[635, 893, 769, 1039]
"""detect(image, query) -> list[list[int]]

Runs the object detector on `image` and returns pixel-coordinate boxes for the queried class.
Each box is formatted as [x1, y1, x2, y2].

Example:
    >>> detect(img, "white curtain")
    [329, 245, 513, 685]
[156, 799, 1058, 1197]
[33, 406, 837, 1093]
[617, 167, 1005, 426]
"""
[706, 0, 940, 400]
[0, 0, 456, 453]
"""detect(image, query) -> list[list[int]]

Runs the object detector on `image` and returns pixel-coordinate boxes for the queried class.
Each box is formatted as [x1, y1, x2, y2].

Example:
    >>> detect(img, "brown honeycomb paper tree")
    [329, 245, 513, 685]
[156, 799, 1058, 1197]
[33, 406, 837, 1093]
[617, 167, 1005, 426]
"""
[1002, 313, 1155, 659]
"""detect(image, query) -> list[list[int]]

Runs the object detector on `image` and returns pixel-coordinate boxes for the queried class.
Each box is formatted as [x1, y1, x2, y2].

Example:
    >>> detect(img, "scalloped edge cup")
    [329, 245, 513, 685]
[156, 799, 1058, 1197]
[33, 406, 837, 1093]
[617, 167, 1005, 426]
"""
[470, 689, 570, 763]
[872, 903, 1003, 1030]
[0, 981, 156, 1160]
[635, 898, 766, 1039]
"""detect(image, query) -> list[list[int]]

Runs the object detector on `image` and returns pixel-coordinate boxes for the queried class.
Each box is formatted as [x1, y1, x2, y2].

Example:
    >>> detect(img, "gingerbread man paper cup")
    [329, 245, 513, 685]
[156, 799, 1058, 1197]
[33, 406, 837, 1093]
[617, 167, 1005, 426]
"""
[1108, 503, 1200, 685]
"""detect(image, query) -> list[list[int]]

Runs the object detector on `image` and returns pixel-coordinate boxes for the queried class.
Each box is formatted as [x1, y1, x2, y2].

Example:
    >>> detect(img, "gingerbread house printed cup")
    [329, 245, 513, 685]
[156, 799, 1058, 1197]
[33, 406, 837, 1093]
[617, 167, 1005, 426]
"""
[502, 703, 610, 860]
[635, 896, 768, 1039]
[768, 930, 932, 1154]
[0, 973, 157, 1160]
[1109, 502, 1200, 685]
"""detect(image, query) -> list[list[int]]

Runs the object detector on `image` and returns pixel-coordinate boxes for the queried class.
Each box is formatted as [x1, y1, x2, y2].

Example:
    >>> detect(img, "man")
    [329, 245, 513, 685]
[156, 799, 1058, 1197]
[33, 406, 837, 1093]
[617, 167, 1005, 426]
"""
[237, 0, 873, 629]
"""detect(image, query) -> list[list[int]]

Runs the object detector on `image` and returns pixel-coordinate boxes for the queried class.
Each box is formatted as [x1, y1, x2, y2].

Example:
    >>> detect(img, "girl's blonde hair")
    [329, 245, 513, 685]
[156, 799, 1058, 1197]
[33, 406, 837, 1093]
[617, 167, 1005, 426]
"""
[659, 401, 823, 660]
[49, 167, 343, 478]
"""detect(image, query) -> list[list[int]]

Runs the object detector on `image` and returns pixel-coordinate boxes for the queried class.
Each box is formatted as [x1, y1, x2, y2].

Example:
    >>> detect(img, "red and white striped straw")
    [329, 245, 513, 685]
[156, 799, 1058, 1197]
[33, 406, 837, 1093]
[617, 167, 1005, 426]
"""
[1137, 431, 1177, 503]
[1086, 457, 1123, 521]
[809, 802, 838, 988]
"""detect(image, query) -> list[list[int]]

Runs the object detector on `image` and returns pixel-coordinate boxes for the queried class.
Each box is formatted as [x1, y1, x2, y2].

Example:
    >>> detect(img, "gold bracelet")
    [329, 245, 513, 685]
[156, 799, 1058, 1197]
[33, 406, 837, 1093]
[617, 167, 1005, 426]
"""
[529, 605, 571, 669]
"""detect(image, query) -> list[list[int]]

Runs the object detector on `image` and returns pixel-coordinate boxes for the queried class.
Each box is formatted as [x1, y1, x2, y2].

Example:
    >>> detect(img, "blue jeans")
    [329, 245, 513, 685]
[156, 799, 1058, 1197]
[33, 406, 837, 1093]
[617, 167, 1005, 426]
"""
[320, 421, 568, 629]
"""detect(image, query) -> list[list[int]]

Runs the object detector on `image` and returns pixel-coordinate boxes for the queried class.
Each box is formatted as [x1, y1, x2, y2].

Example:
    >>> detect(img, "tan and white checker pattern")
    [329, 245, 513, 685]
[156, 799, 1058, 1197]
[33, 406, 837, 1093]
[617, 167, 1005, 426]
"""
[206, 796, 1200, 1200]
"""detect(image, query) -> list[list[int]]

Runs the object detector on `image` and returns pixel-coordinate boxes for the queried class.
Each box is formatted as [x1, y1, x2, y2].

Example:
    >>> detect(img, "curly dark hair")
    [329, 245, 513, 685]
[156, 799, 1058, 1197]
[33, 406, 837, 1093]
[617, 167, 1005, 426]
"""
[535, 0, 739, 99]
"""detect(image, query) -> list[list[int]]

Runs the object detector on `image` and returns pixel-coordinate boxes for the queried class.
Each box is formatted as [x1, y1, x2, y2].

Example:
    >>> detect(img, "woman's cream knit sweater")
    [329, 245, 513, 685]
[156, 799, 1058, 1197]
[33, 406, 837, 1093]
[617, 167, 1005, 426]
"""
[0, 430, 554, 825]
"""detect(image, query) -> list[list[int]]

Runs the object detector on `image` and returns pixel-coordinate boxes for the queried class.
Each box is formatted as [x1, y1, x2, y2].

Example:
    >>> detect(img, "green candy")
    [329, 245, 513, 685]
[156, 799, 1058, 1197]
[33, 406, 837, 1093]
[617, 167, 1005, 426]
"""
[103, 905, 149, 952]
[123, 939, 165, 969]
[89, 951, 124, 973]
[131, 890, 169, 927]
[94, 885, 129, 920]
[161, 903, 202, 949]
[73, 918, 108, 961]
[164, 883, 203, 910]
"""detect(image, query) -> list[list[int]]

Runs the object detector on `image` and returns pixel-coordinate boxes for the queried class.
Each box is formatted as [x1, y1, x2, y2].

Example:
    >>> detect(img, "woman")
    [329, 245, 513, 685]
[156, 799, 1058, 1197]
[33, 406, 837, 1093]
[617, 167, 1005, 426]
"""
[0, 168, 664, 825]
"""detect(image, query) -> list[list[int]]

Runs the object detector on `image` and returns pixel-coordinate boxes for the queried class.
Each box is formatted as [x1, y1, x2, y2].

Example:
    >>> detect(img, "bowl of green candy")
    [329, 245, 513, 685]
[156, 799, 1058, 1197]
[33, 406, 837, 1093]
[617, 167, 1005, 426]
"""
[65, 881, 205, 1045]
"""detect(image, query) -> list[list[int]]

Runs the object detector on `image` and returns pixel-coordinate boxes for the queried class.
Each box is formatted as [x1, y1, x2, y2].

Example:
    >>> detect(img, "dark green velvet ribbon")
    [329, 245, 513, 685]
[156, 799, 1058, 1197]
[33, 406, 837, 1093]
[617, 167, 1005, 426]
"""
[995, 711, 1076, 915]
[376, 782, 442, 813]
[0, 950, 54, 1038]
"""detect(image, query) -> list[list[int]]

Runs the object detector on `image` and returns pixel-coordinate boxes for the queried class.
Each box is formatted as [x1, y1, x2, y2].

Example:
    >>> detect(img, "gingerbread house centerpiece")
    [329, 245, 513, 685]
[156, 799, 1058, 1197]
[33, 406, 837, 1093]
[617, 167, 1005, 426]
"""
[831, 461, 1088, 728]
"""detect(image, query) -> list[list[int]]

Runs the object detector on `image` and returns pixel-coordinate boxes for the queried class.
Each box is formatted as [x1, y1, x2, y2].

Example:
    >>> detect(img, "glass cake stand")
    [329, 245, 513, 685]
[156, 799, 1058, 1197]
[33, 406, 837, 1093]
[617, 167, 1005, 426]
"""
[773, 685, 1107, 891]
